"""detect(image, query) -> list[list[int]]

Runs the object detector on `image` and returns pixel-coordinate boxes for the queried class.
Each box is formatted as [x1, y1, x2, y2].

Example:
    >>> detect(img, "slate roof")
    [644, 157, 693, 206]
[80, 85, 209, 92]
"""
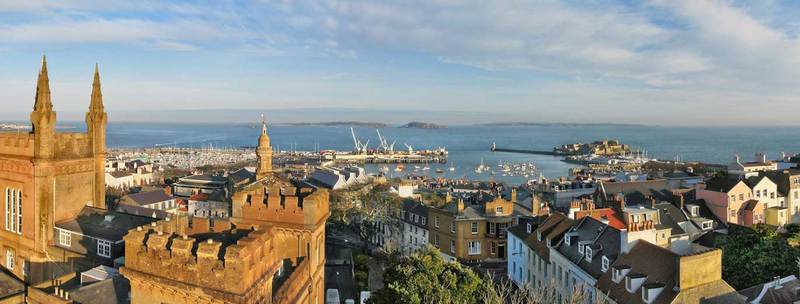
[736, 275, 800, 304]
[228, 168, 255, 183]
[556, 216, 621, 279]
[596, 240, 680, 304]
[124, 190, 173, 206]
[520, 213, 573, 263]
[55, 206, 159, 241]
[704, 177, 744, 193]
[654, 201, 689, 236]
[744, 176, 768, 188]
[115, 204, 170, 219]
[742, 199, 760, 211]
[759, 170, 800, 197]
[309, 170, 342, 189]
[69, 276, 131, 304]
[507, 216, 541, 241]
[401, 199, 429, 229]
[0, 268, 23, 301]
[598, 179, 670, 197]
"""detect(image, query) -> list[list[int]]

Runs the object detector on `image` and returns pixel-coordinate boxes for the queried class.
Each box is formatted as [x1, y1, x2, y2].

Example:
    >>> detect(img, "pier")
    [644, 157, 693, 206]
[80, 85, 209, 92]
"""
[490, 147, 565, 156]
[490, 143, 572, 156]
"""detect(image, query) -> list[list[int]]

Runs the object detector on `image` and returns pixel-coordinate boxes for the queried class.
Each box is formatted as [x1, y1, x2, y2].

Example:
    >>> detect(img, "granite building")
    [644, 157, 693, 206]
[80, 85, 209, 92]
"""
[0, 58, 107, 283]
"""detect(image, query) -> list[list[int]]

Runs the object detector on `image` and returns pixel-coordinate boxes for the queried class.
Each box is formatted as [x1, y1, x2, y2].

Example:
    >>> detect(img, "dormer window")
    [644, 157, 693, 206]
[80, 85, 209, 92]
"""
[642, 283, 665, 304]
[565, 234, 572, 246]
[612, 266, 631, 283]
[701, 221, 712, 230]
[537, 232, 542, 241]
[585, 247, 593, 261]
[526, 223, 531, 233]
[601, 256, 609, 272]
[689, 205, 699, 217]
[496, 207, 503, 214]
[625, 273, 647, 294]
[578, 243, 584, 254]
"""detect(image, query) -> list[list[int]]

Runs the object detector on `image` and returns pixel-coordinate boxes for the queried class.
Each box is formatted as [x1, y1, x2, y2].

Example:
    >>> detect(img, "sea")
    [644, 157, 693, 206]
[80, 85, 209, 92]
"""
[98, 122, 800, 185]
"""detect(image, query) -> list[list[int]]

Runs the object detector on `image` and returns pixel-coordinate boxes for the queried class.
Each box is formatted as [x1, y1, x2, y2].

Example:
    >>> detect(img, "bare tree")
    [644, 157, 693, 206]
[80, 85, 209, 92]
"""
[481, 274, 608, 304]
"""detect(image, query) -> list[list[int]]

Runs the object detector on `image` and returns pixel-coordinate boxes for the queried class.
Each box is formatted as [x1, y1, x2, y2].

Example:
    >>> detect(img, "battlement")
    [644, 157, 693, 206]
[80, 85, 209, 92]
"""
[0, 132, 34, 157]
[122, 216, 283, 297]
[232, 180, 330, 228]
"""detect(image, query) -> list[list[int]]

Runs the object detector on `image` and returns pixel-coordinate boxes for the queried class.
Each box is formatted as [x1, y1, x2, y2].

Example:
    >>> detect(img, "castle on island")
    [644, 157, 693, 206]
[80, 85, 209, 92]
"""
[0, 58, 329, 303]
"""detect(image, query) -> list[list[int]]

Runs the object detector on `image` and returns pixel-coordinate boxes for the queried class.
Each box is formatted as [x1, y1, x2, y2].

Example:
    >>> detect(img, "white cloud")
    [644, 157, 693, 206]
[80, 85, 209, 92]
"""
[257, 0, 800, 96]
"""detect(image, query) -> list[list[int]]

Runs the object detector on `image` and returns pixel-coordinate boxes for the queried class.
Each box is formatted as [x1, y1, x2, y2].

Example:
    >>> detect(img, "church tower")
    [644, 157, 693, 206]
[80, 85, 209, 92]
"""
[86, 64, 107, 208]
[255, 115, 273, 180]
[30, 56, 56, 158]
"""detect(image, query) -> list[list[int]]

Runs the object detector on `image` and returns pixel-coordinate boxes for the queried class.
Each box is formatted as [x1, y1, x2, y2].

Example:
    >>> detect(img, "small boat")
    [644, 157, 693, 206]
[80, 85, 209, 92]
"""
[435, 168, 444, 173]
[449, 163, 455, 171]
[422, 165, 430, 171]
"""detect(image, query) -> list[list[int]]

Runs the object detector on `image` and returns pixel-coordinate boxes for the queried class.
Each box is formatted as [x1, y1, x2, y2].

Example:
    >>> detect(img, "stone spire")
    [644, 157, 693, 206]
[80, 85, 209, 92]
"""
[33, 55, 53, 112]
[86, 63, 108, 209]
[256, 114, 273, 180]
[89, 63, 104, 113]
[30, 55, 57, 157]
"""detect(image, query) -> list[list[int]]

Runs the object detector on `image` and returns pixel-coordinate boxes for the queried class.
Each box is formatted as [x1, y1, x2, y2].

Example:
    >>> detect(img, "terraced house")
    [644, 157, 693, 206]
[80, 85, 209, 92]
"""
[428, 189, 530, 262]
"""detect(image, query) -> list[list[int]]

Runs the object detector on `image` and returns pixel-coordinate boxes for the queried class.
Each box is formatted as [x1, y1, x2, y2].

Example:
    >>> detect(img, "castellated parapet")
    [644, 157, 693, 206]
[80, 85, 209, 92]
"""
[121, 217, 283, 303]
[232, 179, 330, 229]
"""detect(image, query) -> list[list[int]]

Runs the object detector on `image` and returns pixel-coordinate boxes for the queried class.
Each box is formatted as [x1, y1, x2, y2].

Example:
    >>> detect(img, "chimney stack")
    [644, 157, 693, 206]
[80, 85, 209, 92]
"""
[457, 199, 464, 214]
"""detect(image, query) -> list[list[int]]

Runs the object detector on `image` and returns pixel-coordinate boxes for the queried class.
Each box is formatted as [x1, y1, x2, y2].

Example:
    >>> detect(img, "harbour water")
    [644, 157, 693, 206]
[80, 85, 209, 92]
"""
[102, 122, 800, 185]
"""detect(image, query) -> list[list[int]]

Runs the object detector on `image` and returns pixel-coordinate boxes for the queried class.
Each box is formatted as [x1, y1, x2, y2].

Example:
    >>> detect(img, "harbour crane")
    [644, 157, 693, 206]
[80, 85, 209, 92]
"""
[404, 143, 413, 153]
[350, 127, 369, 154]
[376, 129, 396, 152]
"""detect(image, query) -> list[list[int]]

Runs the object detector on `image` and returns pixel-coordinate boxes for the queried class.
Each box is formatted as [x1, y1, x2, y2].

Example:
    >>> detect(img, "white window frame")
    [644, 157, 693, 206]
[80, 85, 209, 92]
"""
[421, 217, 426, 225]
[59, 229, 71, 247]
[5, 249, 13, 270]
[585, 247, 593, 261]
[450, 221, 455, 233]
[450, 240, 455, 253]
[601, 256, 609, 272]
[4, 188, 10, 231]
[471, 222, 478, 234]
[495, 206, 503, 214]
[468, 241, 481, 255]
[16, 190, 21, 235]
[97, 239, 112, 258]
[526, 223, 531, 233]
[434, 216, 439, 228]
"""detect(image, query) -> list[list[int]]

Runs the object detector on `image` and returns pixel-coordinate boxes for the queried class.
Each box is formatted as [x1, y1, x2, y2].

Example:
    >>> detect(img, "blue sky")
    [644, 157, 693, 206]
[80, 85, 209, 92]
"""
[1, 0, 800, 125]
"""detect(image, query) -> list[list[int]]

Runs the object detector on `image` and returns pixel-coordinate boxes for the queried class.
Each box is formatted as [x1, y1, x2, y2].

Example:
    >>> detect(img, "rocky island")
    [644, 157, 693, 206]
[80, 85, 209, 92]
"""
[399, 121, 446, 129]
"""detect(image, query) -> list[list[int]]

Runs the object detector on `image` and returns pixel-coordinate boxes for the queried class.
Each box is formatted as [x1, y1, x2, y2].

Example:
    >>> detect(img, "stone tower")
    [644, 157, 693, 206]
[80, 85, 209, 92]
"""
[255, 115, 272, 180]
[86, 64, 107, 208]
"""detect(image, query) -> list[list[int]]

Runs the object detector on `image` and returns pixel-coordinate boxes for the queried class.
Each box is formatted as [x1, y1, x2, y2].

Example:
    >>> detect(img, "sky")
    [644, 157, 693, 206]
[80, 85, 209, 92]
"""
[1, 0, 800, 125]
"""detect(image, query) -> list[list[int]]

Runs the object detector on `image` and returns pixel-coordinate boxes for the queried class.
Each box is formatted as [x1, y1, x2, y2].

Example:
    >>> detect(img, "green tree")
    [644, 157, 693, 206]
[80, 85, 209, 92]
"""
[368, 247, 484, 304]
[716, 224, 800, 289]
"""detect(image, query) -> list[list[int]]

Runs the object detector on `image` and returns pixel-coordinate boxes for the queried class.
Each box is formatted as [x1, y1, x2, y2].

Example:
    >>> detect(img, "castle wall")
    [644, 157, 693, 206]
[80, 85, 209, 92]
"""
[121, 221, 284, 303]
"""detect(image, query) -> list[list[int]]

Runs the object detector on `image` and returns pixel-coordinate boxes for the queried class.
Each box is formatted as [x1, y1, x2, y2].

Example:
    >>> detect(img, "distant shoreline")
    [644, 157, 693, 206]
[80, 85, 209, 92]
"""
[480, 122, 646, 127]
